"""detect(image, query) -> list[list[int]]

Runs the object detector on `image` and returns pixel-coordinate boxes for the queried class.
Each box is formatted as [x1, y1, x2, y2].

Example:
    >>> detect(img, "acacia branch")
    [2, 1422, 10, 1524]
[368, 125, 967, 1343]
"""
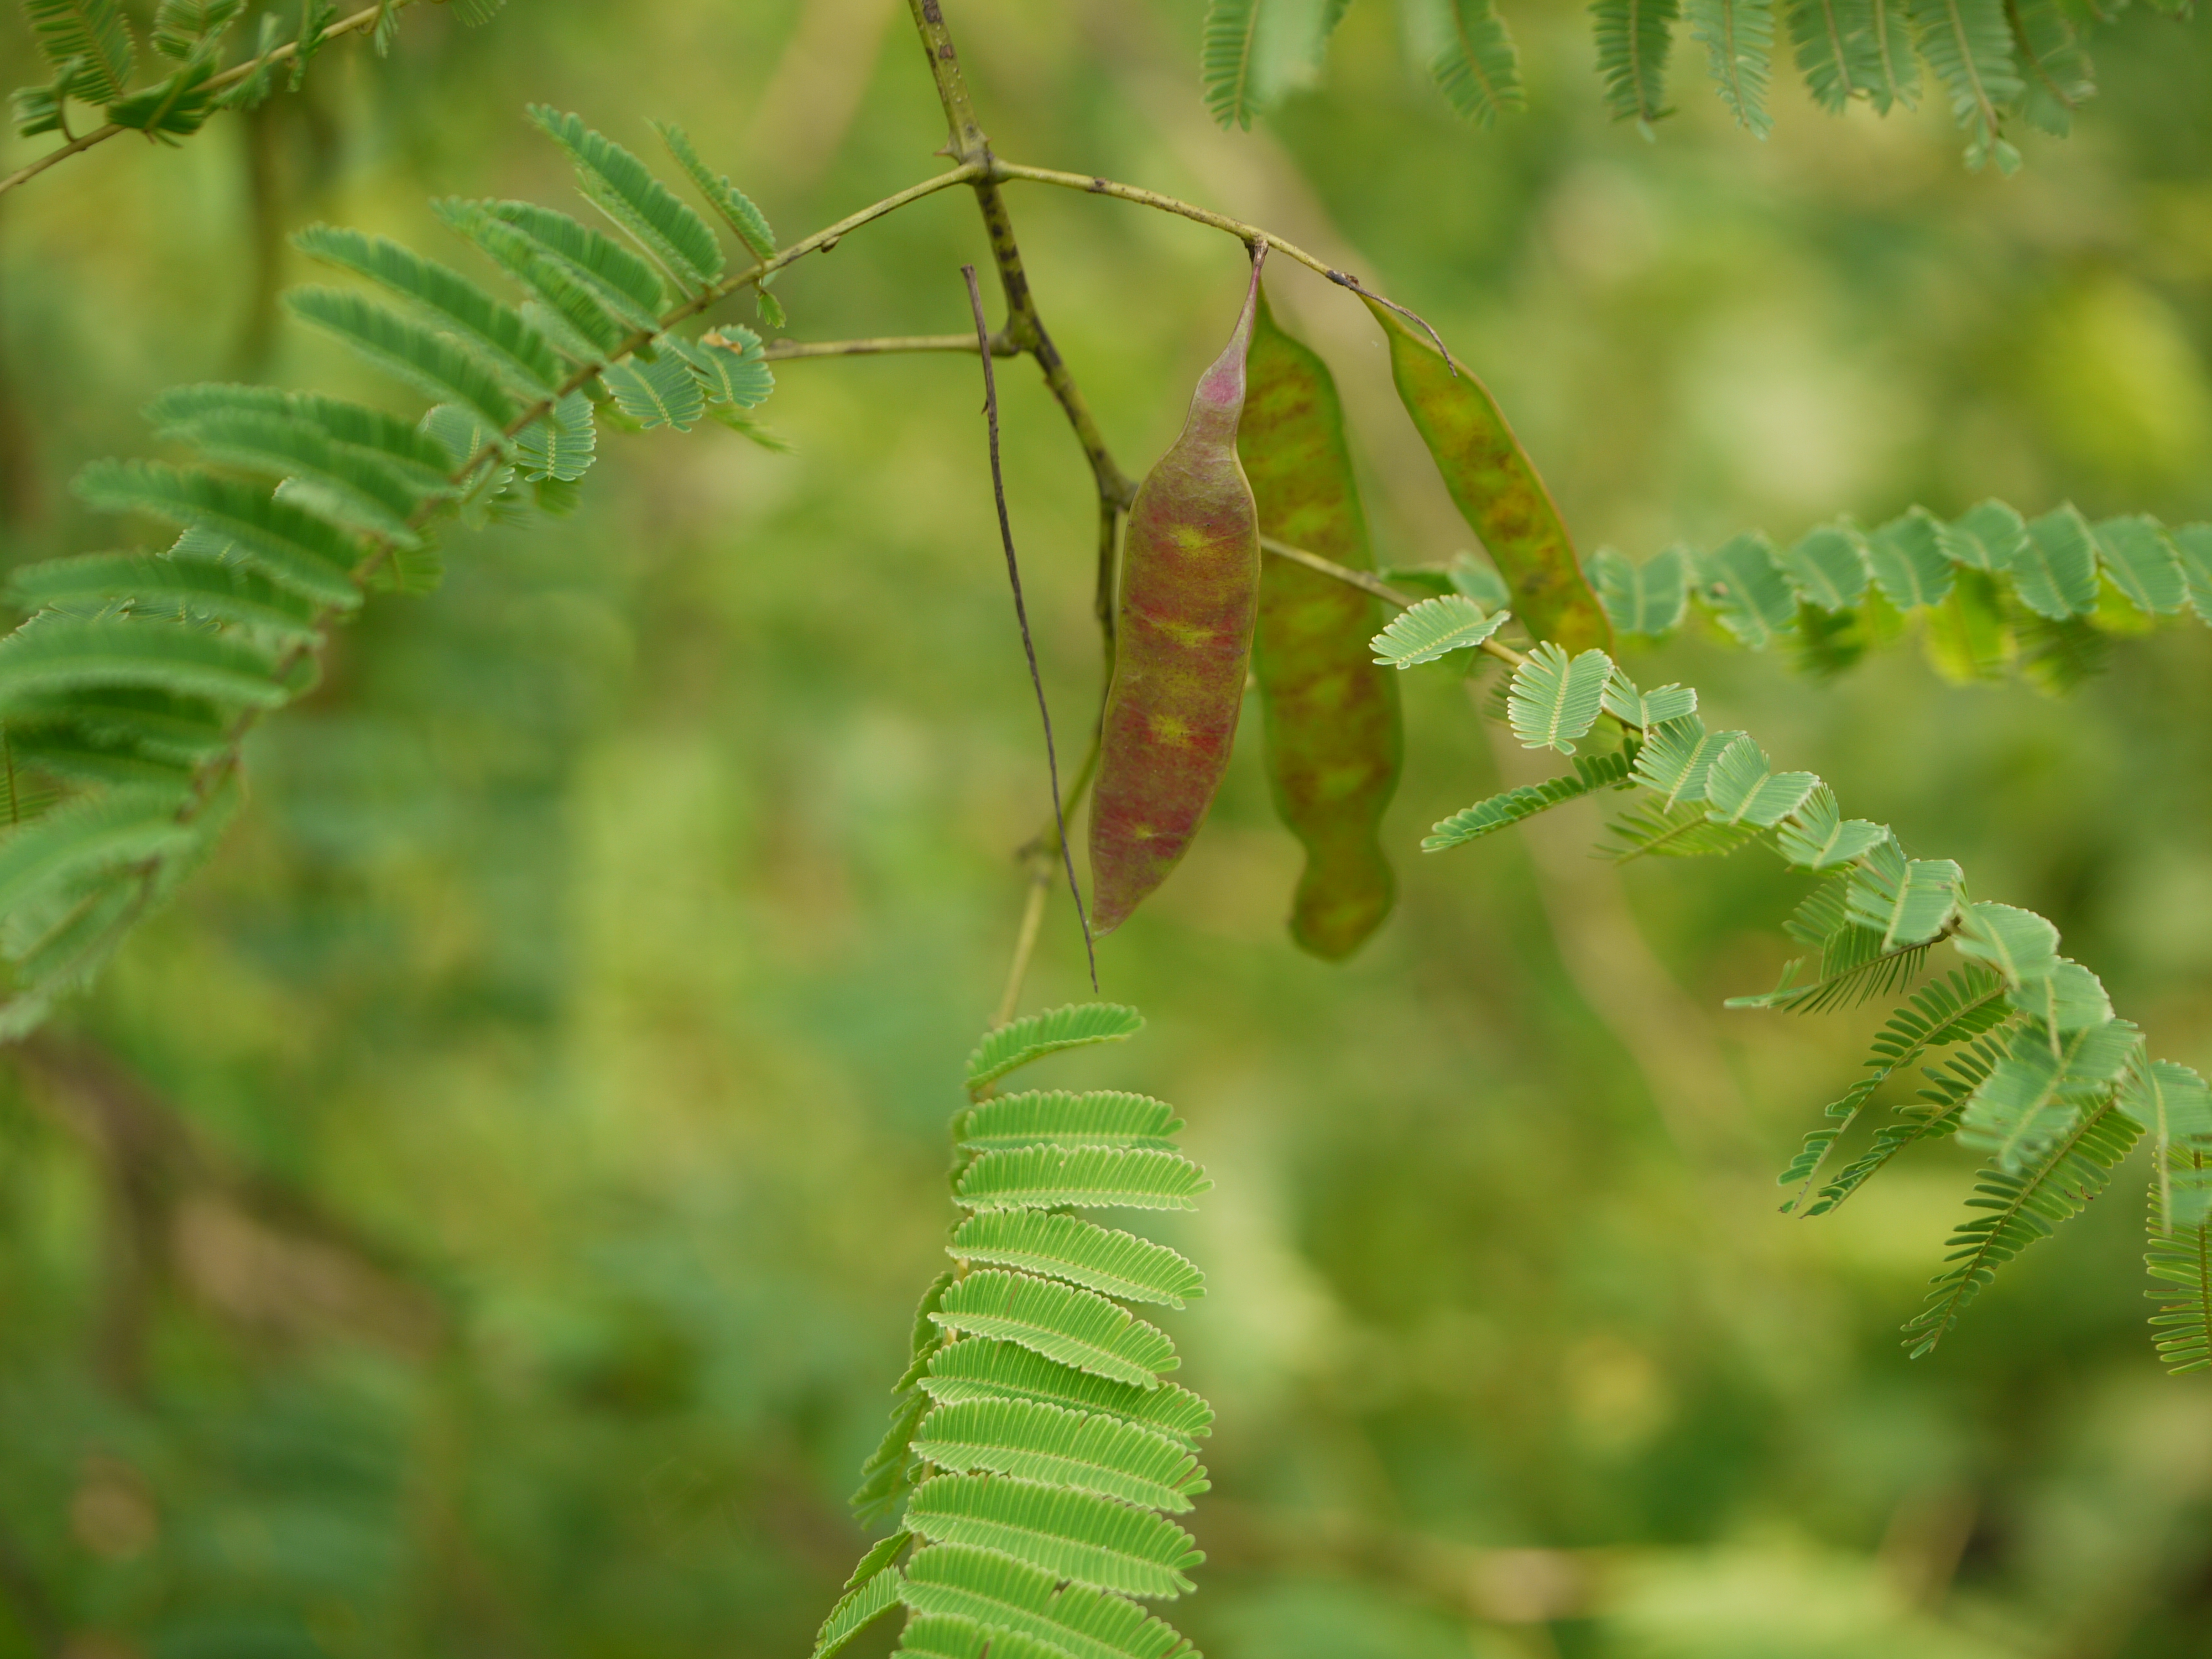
[0, 0, 424, 200]
[993, 163, 1455, 369]
[765, 332, 1016, 359]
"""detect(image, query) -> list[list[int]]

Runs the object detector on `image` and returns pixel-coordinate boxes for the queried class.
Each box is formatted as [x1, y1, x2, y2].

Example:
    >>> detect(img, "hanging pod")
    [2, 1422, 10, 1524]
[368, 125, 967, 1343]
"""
[1238, 285, 1402, 959]
[1364, 296, 1612, 654]
[1088, 252, 1267, 936]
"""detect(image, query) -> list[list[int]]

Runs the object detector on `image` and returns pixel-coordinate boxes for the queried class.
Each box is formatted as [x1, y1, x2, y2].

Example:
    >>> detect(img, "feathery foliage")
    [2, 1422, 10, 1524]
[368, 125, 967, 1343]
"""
[1686, 0, 1777, 136]
[1386, 625, 2201, 1363]
[1506, 641, 1611, 754]
[0, 107, 779, 1032]
[1587, 499, 2212, 693]
[821, 1008, 1215, 1659]
[1592, 0, 1682, 125]
[1368, 593, 1507, 666]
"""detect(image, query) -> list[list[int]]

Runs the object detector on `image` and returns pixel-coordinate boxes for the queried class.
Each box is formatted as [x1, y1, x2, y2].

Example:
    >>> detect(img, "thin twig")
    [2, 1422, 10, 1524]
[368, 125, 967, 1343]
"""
[992, 161, 1458, 374]
[764, 332, 1016, 360]
[964, 263, 1097, 997]
[0, 0, 421, 200]
[993, 869, 1052, 1029]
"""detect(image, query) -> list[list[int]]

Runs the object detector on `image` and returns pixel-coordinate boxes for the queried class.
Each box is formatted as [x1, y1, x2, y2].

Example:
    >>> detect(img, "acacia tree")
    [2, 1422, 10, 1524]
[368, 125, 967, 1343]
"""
[3, 0, 2209, 1655]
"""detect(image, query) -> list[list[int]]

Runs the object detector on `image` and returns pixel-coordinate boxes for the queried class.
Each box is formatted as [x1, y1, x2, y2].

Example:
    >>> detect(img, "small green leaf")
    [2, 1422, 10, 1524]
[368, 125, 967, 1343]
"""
[1369, 594, 1507, 667]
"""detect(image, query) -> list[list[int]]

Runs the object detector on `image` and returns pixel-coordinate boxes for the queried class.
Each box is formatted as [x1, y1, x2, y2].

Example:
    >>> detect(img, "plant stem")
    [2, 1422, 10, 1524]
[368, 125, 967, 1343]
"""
[993, 163, 1457, 371]
[902, 0, 1135, 512]
[0, 0, 423, 200]
[1259, 535, 1533, 672]
[964, 263, 1096, 997]
[764, 332, 1016, 359]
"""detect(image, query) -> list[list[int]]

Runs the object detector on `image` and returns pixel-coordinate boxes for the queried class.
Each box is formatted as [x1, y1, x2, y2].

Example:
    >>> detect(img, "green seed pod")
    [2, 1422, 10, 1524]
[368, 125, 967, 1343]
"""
[1089, 257, 1266, 936]
[1239, 287, 1401, 959]
[1364, 298, 1612, 654]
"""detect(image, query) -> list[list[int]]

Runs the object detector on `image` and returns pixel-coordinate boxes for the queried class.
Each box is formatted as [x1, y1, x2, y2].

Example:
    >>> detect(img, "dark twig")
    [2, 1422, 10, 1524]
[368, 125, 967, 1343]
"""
[963, 264, 1097, 995]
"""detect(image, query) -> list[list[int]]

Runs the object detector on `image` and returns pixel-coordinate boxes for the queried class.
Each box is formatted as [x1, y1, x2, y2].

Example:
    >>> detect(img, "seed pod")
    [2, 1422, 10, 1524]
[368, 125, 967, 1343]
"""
[1089, 254, 1266, 936]
[1239, 287, 1401, 959]
[1363, 298, 1611, 654]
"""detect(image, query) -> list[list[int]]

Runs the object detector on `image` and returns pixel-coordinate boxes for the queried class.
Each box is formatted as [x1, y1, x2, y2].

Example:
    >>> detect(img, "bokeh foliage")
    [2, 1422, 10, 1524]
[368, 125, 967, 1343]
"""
[2, 1, 2211, 1656]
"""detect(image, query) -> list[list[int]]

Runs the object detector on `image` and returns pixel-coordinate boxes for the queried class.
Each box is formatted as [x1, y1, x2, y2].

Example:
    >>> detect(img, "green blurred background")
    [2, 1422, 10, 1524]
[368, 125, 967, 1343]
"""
[3, 1, 2211, 1655]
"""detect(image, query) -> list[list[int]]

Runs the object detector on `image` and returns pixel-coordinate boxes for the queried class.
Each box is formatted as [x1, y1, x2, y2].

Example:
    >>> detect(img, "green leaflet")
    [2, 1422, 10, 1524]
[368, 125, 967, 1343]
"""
[904, 1475, 1203, 1600]
[1780, 521, 1870, 612]
[898, 1614, 1066, 1659]
[294, 225, 565, 394]
[1369, 595, 1506, 667]
[1775, 786, 1886, 869]
[910, 1399, 1208, 1512]
[601, 353, 705, 431]
[1905, 1097, 2140, 1354]
[1630, 714, 1743, 808]
[2006, 0, 2093, 138]
[1697, 531, 1796, 648]
[667, 330, 775, 409]
[1907, 0, 2025, 170]
[1702, 734, 1818, 826]
[808, 1552, 905, 1659]
[1865, 508, 1957, 610]
[1418, 0, 1527, 127]
[1687, 0, 1776, 136]
[513, 392, 597, 484]
[147, 385, 456, 495]
[164, 410, 429, 541]
[2093, 516, 2187, 615]
[471, 199, 667, 329]
[1922, 567, 2012, 682]
[1844, 837, 1961, 950]
[0, 783, 190, 917]
[2176, 525, 2212, 622]
[918, 1342, 1213, 1446]
[1364, 298, 1613, 653]
[2147, 1177, 2212, 1375]
[1599, 667, 1695, 730]
[25, 0, 135, 103]
[528, 106, 724, 292]
[1424, 750, 1632, 852]
[953, 1146, 1212, 1213]
[1239, 287, 1403, 959]
[75, 460, 364, 609]
[288, 288, 519, 431]
[9, 553, 321, 645]
[0, 615, 287, 713]
[899, 1546, 1193, 1659]
[1953, 900, 2060, 984]
[958, 1090, 1182, 1152]
[651, 121, 776, 261]
[951, 1212, 1205, 1308]
[1589, 545, 1689, 635]
[435, 199, 632, 358]
[1958, 1018, 2138, 1171]
[931, 1271, 1177, 1389]
[2006, 957, 2113, 1032]
[2121, 1060, 2212, 1230]
[1949, 498, 2027, 570]
[1592, 0, 1681, 124]
[1788, 0, 1891, 111]
[1776, 966, 2008, 1208]
[966, 1004, 1145, 1093]
[1201, 0, 1265, 127]
[2012, 504, 2100, 619]
[1506, 641, 1611, 754]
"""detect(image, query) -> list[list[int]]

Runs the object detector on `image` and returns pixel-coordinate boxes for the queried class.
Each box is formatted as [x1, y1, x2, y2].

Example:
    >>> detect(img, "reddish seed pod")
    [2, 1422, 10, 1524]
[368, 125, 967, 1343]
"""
[1088, 252, 1266, 936]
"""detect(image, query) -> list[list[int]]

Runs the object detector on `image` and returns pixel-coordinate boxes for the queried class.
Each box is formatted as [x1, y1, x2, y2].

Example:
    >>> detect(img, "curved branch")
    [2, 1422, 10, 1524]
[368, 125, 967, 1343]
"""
[0, 0, 424, 200]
